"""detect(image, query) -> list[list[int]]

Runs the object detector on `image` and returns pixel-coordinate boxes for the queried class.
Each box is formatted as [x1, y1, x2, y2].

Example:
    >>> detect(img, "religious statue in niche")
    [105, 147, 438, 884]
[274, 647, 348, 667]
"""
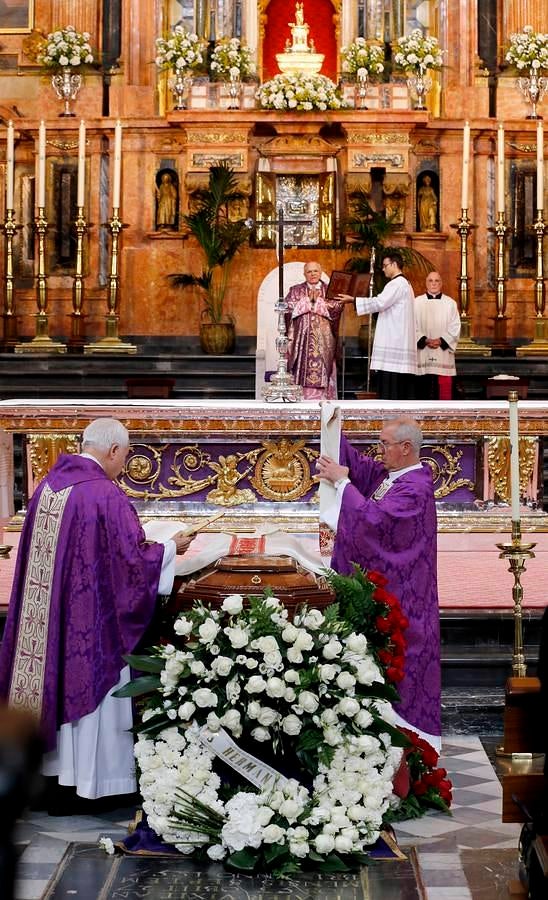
[155, 168, 179, 230]
[416, 172, 439, 232]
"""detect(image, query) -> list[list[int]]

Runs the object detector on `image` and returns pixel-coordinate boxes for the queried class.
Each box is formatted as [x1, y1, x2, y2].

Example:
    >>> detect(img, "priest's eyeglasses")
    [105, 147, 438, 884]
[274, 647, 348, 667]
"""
[378, 439, 406, 449]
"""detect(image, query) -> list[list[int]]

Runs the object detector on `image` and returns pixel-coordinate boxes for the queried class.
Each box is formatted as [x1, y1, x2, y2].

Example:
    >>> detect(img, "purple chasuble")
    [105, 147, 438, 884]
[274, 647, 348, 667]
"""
[331, 436, 440, 737]
[0, 454, 164, 751]
[284, 281, 344, 397]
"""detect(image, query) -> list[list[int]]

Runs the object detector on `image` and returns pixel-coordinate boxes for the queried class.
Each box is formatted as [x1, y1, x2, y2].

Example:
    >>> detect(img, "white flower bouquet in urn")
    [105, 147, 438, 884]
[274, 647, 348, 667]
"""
[155, 25, 206, 73]
[37, 25, 94, 69]
[505, 25, 548, 71]
[392, 28, 443, 73]
[257, 72, 347, 111]
[340, 37, 385, 77]
[210, 37, 255, 80]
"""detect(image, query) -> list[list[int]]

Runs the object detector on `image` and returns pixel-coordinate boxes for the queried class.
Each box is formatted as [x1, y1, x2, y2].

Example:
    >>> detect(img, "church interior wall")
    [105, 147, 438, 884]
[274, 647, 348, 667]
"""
[0, 1, 546, 349]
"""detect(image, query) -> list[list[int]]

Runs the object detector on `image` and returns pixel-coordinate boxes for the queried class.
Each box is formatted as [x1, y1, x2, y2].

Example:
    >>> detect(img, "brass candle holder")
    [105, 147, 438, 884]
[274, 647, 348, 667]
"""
[69, 206, 88, 350]
[450, 209, 489, 356]
[84, 208, 136, 355]
[15, 208, 66, 354]
[0, 544, 12, 559]
[488, 210, 512, 351]
[2, 207, 19, 350]
[496, 520, 536, 678]
[517, 210, 548, 355]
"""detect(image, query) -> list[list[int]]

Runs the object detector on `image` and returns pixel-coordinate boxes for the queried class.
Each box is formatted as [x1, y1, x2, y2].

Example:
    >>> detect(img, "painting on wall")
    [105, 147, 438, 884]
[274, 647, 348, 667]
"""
[0, 0, 33, 33]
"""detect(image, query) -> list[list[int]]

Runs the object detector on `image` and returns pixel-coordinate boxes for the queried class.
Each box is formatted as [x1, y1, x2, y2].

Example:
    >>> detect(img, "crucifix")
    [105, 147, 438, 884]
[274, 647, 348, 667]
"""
[258, 205, 313, 403]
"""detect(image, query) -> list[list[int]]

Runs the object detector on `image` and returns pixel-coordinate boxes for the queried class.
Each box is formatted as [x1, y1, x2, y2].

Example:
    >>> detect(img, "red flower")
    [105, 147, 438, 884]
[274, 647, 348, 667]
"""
[378, 649, 392, 664]
[373, 587, 391, 604]
[375, 615, 392, 633]
[386, 666, 404, 683]
[421, 746, 439, 768]
[412, 779, 428, 796]
[368, 570, 389, 588]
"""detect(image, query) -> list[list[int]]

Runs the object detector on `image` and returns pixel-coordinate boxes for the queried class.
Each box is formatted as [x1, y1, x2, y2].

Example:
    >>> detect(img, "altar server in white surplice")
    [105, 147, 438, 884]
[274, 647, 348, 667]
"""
[337, 250, 418, 400]
[415, 271, 461, 401]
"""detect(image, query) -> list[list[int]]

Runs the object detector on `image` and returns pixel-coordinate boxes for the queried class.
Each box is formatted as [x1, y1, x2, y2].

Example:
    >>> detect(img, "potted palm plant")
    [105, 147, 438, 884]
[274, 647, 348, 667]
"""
[170, 162, 251, 354]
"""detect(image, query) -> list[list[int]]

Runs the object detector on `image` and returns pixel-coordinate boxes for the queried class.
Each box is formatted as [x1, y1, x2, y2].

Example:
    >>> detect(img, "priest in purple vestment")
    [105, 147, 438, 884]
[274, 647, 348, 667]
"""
[0, 418, 193, 801]
[285, 261, 352, 399]
[316, 418, 441, 749]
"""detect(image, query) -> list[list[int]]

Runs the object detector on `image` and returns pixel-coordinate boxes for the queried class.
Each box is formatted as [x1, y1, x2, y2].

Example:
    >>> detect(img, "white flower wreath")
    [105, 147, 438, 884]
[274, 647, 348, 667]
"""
[130, 592, 405, 874]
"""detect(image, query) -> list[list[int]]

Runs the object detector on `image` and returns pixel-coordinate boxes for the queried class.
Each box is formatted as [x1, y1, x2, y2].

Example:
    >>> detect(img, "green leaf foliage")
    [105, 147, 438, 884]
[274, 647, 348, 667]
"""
[123, 653, 165, 673]
[112, 674, 161, 698]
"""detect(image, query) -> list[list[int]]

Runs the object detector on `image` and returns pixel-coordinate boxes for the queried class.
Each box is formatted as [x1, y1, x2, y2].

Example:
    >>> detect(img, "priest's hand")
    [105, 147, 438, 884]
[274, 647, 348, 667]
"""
[173, 531, 195, 554]
[316, 454, 349, 485]
[426, 337, 441, 348]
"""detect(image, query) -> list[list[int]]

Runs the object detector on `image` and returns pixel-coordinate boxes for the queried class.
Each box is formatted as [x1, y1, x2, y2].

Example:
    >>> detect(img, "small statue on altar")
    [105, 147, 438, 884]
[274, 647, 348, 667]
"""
[294, 2, 304, 25]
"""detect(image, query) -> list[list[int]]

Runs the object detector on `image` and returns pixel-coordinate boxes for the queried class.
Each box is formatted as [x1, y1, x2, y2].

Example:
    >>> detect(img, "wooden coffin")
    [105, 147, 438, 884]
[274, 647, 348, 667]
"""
[173, 554, 334, 614]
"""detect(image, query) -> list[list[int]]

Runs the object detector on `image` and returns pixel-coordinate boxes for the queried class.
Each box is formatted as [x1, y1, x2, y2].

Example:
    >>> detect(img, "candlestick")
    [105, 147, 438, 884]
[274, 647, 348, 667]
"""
[77, 120, 86, 208]
[461, 121, 470, 210]
[497, 122, 505, 215]
[508, 391, 520, 523]
[38, 121, 46, 210]
[112, 120, 122, 210]
[537, 119, 544, 212]
[6, 120, 14, 211]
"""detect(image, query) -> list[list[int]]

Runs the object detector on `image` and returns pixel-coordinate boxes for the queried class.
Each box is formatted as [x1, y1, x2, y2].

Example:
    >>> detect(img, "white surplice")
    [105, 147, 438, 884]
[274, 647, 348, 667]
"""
[415, 293, 461, 377]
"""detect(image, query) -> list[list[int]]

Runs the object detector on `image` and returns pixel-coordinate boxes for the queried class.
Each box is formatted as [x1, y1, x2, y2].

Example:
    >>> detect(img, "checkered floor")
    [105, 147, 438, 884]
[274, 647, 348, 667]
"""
[12, 735, 521, 900]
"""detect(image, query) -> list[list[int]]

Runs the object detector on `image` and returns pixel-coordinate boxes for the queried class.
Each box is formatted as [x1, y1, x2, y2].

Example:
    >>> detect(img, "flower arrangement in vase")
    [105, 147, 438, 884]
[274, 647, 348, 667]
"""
[392, 28, 443, 109]
[210, 38, 255, 109]
[155, 25, 207, 109]
[340, 37, 384, 109]
[505, 25, 548, 119]
[37, 25, 94, 116]
[257, 72, 347, 111]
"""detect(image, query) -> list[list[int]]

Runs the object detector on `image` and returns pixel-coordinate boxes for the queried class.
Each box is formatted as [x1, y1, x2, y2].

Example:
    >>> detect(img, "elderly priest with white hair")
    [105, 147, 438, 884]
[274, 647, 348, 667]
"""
[0, 418, 193, 810]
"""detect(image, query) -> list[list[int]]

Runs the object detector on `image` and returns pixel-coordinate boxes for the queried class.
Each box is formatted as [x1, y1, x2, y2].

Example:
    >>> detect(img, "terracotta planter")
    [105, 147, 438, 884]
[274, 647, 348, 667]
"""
[199, 322, 235, 355]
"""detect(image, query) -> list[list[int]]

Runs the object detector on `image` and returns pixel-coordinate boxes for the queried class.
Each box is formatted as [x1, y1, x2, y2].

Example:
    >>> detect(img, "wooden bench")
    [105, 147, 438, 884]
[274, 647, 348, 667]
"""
[502, 676, 547, 823]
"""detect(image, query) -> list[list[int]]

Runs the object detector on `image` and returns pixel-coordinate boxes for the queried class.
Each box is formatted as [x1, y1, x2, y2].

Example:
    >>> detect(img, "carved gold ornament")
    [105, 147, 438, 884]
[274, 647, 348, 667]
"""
[28, 433, 80, 485]
[248, 439, 316, 501]
[486, 436, 537, 503]
[420, 445, 476, 499]
[206, 455, 256, 506]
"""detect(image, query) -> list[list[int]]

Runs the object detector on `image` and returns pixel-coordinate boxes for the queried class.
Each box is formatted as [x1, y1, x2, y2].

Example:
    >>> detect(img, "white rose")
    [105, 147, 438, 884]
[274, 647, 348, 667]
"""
[284, 669, 300, 684]
[222, 594, 244, 615]
[245, 658, 259, 669]
[263, 650, 283, 669]
[265, 677, 285, 698]
[345, 633, 368, 653]
[174, 616, 193, 636]
[294, 630, 314, 651]
[257, 706, 279, 727]
[225, 678, 240, 703]
[287, 646, 303, 664]
[315, 833, 335, 854]
[335, 834, 354, 853]
[262, 823, 285, 843]
[225, 626, 249, 648]
[355, 709, 373, 729]
[320, 708, 338, 726]
[282, 714, 303, 735]
[198, 618, 220, 644]
[207, 844, 227, 860]
[256, 635, 279, 654]
[284, 687, 296, 702]
[323, 639, 343, 659]
[246, 675, 267, 693]
[212, 655, 233, 677]
[336, 671, 356, 691]
[206, 711, 221, 732]
[338, 697, 360, 717]
[177, 701, 196, 720]
[192, 688, 218, 708]
[319, 664, 338, 682]
[324, 726, 343, 746]
[279, 798, 301, 821]
[251, 726, 270, 742]
[303, 609, 324, 629]
[297, 690, 319, 713]
[189, 660, 206, 675]
[247, 700, 261, 719]
[281, 624, 299, 643]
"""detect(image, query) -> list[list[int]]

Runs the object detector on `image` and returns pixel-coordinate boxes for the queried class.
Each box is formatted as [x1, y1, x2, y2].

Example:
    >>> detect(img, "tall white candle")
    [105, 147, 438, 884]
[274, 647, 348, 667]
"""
[497, 122, 505, 215]
[6, 120, 14, 210]
[509, 394, 520, 523]
[461, 121, 470, 210]
[38, 120, 46, 209]
[77, 119, 86, 208]
[537, 119, 544, 212]
[112, 120, 122, 210]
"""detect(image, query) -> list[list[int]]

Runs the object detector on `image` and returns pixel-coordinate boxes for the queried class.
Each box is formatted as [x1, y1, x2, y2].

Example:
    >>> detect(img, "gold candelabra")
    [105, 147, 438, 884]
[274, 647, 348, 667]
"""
[84, 208, 136, 355]
[496, 520, 536, 678]
[2, 208, 18, 350]
[450, 209, 489, 356]
[69, 206, 88, 350]
[15, 208, 66, 354]
[488, 210, 512, 351]
[517, 210, 548, 356]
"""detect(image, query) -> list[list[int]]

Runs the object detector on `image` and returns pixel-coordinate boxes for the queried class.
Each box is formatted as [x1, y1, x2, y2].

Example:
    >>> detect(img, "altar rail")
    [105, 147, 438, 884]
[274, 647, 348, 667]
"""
[0, 399, 546, 531]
